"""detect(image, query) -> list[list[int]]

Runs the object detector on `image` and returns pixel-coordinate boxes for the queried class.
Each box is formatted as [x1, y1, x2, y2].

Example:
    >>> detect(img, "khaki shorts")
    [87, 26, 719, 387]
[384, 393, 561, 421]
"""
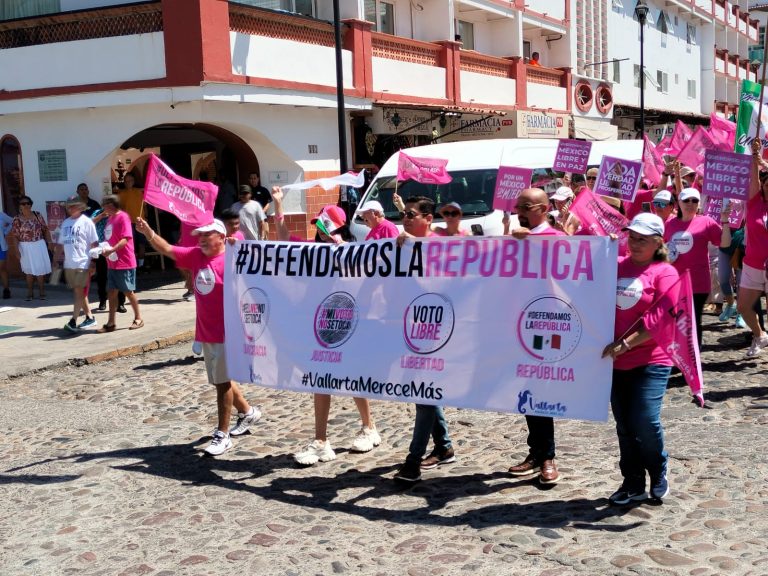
[741, 263, 768, 292]
[202, 342, 230, 385]
[65, 268, 91, 288]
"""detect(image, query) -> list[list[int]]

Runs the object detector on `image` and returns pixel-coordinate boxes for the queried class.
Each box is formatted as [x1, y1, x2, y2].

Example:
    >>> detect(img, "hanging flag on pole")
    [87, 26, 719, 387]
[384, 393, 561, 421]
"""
[281, 171, 366, 191]
[734, 79, 768, 154]
[397, 151, 452, 184]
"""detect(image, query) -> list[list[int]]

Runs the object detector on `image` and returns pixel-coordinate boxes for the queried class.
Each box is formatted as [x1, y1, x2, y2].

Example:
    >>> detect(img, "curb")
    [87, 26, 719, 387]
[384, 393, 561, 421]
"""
[6, 330, 195, 379]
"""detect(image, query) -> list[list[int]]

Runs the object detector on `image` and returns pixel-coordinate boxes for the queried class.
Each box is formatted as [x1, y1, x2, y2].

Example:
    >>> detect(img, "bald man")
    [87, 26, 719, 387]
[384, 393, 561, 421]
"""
[507, 188, 565, 484]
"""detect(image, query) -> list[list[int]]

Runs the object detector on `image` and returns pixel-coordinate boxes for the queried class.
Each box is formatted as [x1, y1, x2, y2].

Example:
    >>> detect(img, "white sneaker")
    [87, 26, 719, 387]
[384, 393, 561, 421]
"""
[294, 439, 336, 465]
[204, 431, 232, 456]
[746, 333, 768, 358]
[351, 427, 382, 453]
[229, 405, 262, 436]
[192, 340, 203, 355]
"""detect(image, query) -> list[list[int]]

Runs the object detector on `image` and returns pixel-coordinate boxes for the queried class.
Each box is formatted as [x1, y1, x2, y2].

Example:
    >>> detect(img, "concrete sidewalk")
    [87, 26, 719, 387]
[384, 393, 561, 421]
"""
[0, 275, 195, 379]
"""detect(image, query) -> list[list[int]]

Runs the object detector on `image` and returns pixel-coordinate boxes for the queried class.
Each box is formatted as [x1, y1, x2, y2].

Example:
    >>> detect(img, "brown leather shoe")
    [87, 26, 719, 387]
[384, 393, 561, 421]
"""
[539, 459, 559, 484]
[509, 454, 538, 476]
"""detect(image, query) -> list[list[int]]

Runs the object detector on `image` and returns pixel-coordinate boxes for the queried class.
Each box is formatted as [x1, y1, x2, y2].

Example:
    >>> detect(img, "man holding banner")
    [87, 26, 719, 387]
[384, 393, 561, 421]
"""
[136, 217, 262, 456]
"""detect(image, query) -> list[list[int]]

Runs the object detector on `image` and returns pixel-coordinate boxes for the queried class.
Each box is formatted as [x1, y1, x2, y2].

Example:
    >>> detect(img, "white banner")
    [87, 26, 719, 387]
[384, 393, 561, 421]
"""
[224, 237, 618, 422]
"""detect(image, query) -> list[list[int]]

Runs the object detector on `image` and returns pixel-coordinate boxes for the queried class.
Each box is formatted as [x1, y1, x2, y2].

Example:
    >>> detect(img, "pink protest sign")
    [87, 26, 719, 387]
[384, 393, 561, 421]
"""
[593, 156, 642, 202]
[492, 166, 533, 211]
[704, 197, 744, 228]
[702, 149, 750, 200]
[553, 139, 592, 174]
[144, 154, 218, 227]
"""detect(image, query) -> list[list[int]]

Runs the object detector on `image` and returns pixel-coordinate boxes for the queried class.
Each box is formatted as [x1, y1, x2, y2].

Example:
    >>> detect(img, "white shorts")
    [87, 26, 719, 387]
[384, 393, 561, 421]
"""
[740, 263, 768, 292]
[202, 342, 230, 385]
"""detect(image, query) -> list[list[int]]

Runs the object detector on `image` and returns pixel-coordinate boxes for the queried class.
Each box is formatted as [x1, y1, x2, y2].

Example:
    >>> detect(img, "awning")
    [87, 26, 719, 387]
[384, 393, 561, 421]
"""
[573, 116, 618, 141]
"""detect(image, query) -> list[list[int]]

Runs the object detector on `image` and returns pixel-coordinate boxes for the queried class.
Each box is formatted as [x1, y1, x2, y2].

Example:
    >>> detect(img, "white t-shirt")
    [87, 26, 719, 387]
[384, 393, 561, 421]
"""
[61, 215, 98, 269]
[232, 200, 266, 241]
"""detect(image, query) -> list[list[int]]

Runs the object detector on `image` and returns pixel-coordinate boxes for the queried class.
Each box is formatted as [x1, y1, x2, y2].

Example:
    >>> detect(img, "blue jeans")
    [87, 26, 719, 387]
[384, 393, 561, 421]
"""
[610, 365, 671, 490]
[525, 415, 555, 461]
[406, 404, 452, 464]
[718, 250, 739, 297]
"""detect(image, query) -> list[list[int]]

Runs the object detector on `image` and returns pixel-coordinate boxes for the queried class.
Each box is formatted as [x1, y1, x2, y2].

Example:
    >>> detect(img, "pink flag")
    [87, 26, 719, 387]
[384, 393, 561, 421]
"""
[662, 120, 693, 156]
[642, 135, 663, 185]
[709, 113, 736, 151]
[676, 127, 720, 175]
[570, 188, 630, 255]
[644, 270, 704, 406]
[144, 154, 218, 227]
[397, 151, 452, 184]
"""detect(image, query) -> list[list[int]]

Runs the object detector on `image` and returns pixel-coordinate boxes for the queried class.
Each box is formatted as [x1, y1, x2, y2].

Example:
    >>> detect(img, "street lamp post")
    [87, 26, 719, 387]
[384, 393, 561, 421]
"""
[635, 0, 649, 137]
[332, 0, 348, 174]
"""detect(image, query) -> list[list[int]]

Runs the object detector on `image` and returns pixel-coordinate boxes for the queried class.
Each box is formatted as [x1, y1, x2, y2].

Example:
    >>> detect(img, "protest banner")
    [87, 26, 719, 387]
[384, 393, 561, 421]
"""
[397, 152, 452, 184]
[702, 149, 751, 201]
[592, 155, 642, 202]
[704, 197, 744, 228]
[492, 166, 533, 211]
[552, 139, 592, 174]
[143, 154, 218, 226]
[224, 236, 619, 422]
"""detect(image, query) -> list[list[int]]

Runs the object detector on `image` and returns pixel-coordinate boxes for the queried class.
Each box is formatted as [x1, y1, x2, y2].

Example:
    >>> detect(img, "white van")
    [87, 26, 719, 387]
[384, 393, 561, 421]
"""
[350, 138, 643, 239]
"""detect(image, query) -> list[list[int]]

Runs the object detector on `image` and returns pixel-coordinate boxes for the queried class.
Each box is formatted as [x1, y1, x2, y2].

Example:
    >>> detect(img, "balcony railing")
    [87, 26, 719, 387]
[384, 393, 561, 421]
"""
[526, 65, 564, 86]
[0, 2, 162, 50]
[459, 51, 510, 78]
[229, 3, 334, 47]
[371, 32, 441, 66]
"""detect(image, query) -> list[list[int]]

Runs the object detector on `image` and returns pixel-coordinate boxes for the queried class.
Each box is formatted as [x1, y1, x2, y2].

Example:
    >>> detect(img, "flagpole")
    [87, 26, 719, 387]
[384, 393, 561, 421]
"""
[754, 27, 768, 141]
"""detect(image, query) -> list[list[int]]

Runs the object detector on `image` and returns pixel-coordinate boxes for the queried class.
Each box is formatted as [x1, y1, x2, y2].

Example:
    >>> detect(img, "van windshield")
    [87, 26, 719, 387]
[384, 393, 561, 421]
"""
[359, 167, 559, 222]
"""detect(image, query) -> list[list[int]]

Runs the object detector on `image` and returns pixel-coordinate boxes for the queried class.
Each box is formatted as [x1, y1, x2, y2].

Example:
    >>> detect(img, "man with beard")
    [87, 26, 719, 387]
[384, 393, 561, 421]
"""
[507, 188, 565, 484]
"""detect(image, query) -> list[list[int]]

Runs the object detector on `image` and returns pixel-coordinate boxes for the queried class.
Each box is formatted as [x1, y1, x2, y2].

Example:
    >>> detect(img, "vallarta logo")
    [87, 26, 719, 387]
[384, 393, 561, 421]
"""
[517, 389, 568, 417]
[516, 296, 582, 362]
[403, 293, 455, 354]
[240, 287, 270, 343]
[313, 292, 359, 348]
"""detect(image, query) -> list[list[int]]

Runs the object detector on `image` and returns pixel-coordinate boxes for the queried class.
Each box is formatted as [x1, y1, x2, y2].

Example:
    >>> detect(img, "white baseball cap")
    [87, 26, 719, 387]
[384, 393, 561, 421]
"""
[192, 219, 226, 235]
[653, 190, 673, 204]
[623, 212, 664, 236]
[678, 188, 700, 202]
[355, 200, 384, 215]
[551, 186, 575, 202]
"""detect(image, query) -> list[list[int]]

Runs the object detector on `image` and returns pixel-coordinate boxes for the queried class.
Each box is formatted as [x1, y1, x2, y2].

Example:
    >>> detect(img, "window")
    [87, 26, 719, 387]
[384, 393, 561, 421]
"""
[0, 136, 25, 216]
[234, 1, 316, 17]
[634, 64, 646, 89]
[656, 70, 668, 93]
[0, 0, 59, 21]
[687, 79, 697, 99]
[657, 11, 669, 47]
[760, 26, 766, 48]
[613, 60, 621, 83]
[612, 0, 623, 11]
[686, 24, 696, 51]
[523, 41, 532, 60]
[365, 0, 394, 35]
[457, 20, 475, 50]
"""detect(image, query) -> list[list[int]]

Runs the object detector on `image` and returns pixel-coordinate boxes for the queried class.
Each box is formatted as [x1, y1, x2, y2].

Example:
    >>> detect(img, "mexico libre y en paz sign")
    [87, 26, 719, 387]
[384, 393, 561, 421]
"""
[224, 236, 619, 422]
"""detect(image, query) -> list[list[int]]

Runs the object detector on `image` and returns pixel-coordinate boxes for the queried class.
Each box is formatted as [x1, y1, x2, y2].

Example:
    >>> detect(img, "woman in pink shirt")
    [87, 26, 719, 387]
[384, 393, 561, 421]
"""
[270, 187, 381, 466]
[602, 213, 679, 505]
[432, 202, 470, 237]
[737, 140, 768, 357]
[664, 188, 728, 347]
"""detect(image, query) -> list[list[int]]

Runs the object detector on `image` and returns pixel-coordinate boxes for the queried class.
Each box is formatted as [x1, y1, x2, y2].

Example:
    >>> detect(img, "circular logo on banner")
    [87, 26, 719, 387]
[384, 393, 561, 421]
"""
[668, 230, 693, 262]
[517, 296, 582, 363]
[240, 288, 270, 343]
[403, 293, 455, 354]
[313, 292, 359, 349]
[195, 266, 216, 296]
[616, 277, 644, 311]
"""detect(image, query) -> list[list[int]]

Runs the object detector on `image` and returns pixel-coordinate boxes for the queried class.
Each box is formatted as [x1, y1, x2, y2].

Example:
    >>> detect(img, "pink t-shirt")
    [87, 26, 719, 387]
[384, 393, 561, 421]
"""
[614, 257, 680, 370]
[232, 230, 245, 241]
[529, 222, 567, 236]
[433, 227, 470, 237]
[365, 219, 399, 240]
[104, 210, 136, 270]
[173, 246, 225, 343]
[664, 215, 721, 293]
[744, 193, 768, 270]
[178, 223, 197, 247]
[624, 188, 654, 220]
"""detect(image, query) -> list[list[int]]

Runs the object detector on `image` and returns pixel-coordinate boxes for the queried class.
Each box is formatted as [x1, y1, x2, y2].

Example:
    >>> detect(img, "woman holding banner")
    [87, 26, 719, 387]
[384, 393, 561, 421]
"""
[269, 186, 382, 466]
[602, 212, 679, 505]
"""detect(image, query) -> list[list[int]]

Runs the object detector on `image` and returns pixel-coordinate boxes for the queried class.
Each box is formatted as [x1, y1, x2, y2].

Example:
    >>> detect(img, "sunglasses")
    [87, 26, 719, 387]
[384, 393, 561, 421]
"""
[586, 176, 597, 181]
[400, 210, 425, 219]
[681, 198, 699, 204]
[19, 201, 32, 206]
[652, 201, 670, 208]
[441, 210, 461, 218]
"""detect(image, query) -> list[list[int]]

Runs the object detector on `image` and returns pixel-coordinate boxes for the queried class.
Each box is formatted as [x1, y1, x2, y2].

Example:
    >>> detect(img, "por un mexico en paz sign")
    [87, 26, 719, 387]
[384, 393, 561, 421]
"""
[492, 166, 533, 211]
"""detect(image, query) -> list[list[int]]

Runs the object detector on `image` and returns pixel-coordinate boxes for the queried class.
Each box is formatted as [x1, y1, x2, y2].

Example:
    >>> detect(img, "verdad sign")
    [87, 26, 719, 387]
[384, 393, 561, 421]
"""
[224, 236, 618, 422]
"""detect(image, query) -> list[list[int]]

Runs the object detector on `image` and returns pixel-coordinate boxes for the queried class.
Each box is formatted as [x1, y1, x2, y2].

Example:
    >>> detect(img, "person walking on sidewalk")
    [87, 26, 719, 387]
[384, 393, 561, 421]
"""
[97, 195, 143, 332]
[54, 196, 99, 332]
[602, 213, 679, 505]
[135, 217, 262, 456]
[0, 210, 12, 299]
[10, 195, 52, 301]
[506, 188, 566, 485]
[393, 196, 455, 484]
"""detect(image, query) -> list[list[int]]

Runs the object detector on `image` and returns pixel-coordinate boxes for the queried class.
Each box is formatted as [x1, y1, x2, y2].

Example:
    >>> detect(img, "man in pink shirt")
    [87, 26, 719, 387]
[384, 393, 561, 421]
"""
[136, 217, 262, 456]
[356, 200, 399, 241]
[98, 195, 143, 333]
[507, 188, 564, 485]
